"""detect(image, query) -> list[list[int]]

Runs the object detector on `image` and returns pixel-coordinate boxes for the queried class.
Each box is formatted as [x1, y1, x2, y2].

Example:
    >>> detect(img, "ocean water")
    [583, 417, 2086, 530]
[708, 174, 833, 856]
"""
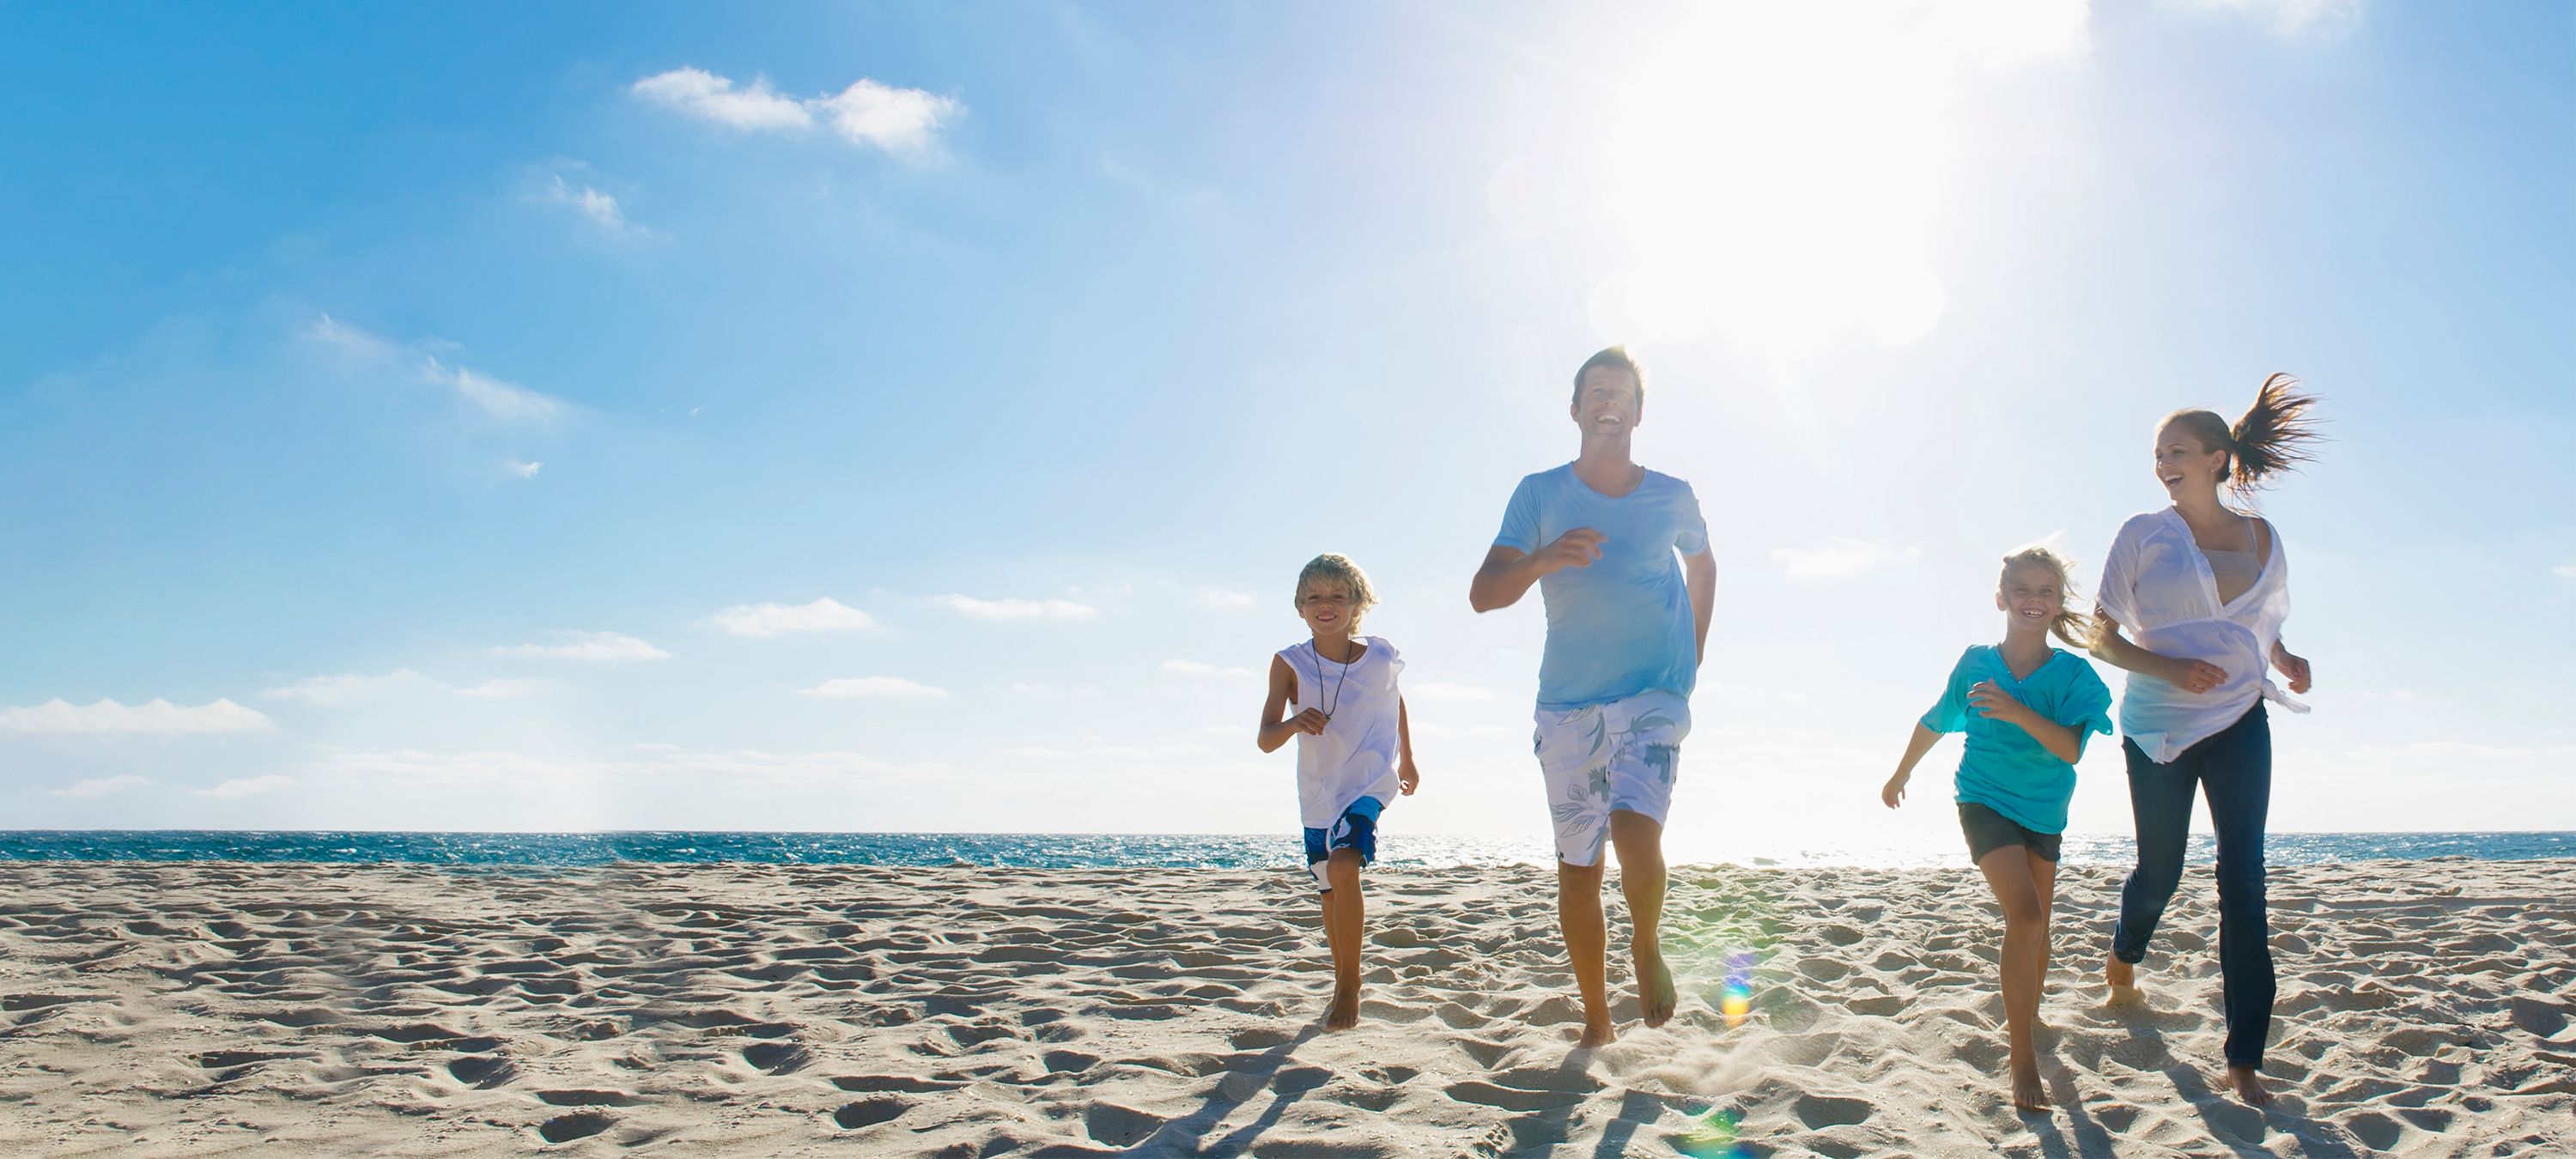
[0, 830, 2570, 869]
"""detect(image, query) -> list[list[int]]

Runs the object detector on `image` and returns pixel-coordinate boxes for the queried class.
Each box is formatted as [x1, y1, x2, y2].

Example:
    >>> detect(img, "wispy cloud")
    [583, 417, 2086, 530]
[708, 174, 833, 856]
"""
[538, 172, 652, 239]
[0, 698, 273, 735]
[51, 775, 149, 798]
[707, 597, 878, 638]
[259, 669, 434, 707]
[197, 775, 295, 799]
[799, 677, 947, 698]
[2172, 0, 2360, 36]
[1770, 537, 1922, 580]
[1408, 682, 1498, 701]
[936, 594, 1098, 621]
[631, 67, 962, 160]
[455, 677, 552, 699]
[304, 314, 570, 424]
[490, 631, 671, 663]
[509, 459, 544, 479]
[1163, 659, 1259, 679]
[2554, 563, 2575, 580]
[1198, 586, 1255, 609]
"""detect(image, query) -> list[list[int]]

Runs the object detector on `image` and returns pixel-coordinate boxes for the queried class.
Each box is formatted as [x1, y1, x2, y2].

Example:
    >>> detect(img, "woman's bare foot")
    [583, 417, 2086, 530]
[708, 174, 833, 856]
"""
[2011, 1059, 2052, 1113]
[1323, 986, 1361, 1031]
[1576, 1016, 1618, 1048]
[2105, 955, 2142, 1004]
[1635, 951, 1677, 1029]
[2227, 1065, 2272, 1106]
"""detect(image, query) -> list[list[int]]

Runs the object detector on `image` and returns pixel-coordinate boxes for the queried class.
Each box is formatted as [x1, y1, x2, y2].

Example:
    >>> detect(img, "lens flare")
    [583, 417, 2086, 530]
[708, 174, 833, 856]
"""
[1721, 949, 1758, 1028]
[1675, 1106, 1755, 1158]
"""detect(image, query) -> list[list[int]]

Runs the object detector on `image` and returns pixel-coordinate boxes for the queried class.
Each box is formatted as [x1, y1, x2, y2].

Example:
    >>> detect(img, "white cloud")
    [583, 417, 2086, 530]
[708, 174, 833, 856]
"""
[707, 597, 878, 638]
[301, 743, 951, 790]
[509, 459, 544, 479]
[937, 594, 1098, 621]
[304, 314, 569, 424]
[2555, 563, 2575, 580]
[1010, 683, 1048, 694]
[1408, 682, 1498, 701]
[0, 698, 273, 735]
[1925, 0, 2091, 67]
[259, 669, 435, 707]
[799, 676, 947, 698]
[630, 67, 959, 159]
[1163, 659, 1259, 678]
[455, 677, 552, 699]
[421, 357, 563, 422]
[197, 775, 295, 799]
[2172, 0, 2360, 36]
[50, 775, 149, 798]
[490, 631, 671, 663]
[539, 173, 647, 237]
[1770, 537, 1922, 580]
[814, 78, 961, 157]
[1198, 586, 1255, 609]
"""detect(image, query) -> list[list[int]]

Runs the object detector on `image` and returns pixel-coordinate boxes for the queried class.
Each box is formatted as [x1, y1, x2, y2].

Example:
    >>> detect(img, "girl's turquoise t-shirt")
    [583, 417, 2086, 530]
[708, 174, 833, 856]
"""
[1921, 645, 2114, 834]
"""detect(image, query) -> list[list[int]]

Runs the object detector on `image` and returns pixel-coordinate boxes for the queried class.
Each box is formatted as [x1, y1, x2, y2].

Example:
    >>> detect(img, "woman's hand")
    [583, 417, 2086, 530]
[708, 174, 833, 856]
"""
[2271, 646, 2312, 695]
[1968, 681, 2036, 726]
[2160, 656, 2228, 694]
[1880, 770, 1910, 810]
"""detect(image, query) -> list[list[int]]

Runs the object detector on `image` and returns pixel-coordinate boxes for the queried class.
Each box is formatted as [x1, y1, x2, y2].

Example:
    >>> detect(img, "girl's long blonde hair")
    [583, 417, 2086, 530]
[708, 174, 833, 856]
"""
[2001, 545, 2094, 648]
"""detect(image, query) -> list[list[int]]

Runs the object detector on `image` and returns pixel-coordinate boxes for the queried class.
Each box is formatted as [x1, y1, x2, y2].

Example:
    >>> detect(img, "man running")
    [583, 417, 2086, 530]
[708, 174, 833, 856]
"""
[1470, 345, 1714, 1047]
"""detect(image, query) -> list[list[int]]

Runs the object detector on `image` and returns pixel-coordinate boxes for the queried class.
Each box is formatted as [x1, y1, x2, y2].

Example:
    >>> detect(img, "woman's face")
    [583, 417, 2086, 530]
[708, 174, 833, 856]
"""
[2153, 421, 2228, 499]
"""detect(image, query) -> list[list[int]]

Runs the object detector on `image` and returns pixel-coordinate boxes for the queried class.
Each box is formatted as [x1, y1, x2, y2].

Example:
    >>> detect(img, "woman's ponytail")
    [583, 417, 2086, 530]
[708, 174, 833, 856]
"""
[2226, 373, 2324, 495]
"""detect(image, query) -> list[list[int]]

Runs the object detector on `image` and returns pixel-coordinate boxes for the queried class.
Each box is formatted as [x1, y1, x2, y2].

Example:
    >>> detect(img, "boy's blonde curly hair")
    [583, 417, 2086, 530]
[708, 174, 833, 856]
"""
[1294, 554, 1378, 624]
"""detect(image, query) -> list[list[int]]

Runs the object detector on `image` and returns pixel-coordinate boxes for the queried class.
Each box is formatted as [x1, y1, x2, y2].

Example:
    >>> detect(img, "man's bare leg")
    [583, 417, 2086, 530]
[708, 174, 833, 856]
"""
[1978, 846, 2053, 1113]
[1609, 810, 1675, 1028]
[1558, 857, 1614, 1047]
[1321, 850, 1364, 1030]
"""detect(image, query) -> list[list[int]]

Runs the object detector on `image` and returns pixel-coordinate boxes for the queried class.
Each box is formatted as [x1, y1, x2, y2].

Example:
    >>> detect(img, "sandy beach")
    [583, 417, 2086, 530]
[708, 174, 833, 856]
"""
[1, 859, 2568, 1156]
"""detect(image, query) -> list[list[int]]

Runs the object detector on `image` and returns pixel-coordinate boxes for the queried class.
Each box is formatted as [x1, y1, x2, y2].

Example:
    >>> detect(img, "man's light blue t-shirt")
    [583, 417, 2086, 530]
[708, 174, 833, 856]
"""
[1493, 464, 1709, 712]
[1920, 645, 2115, 834]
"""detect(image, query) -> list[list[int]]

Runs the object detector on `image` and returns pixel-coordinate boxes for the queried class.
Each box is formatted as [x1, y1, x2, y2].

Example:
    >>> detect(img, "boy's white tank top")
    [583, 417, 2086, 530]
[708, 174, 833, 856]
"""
[1279, 636, 1404, 829]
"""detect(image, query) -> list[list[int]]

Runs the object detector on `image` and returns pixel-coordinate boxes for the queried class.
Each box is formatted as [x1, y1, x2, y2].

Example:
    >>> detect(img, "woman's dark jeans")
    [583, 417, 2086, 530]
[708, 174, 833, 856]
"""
[2112, 702, 2274, 1070]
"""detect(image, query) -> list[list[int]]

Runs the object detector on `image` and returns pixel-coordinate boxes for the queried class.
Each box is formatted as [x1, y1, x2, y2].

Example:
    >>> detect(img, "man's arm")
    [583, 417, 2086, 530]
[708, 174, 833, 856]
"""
[1685, 548, 1715, 665]
[1469, 531, 1604, 613]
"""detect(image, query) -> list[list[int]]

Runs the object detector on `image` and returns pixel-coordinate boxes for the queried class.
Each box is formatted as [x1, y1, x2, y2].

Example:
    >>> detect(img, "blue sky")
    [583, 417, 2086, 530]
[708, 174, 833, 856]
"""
[3, 1, 2569, 846]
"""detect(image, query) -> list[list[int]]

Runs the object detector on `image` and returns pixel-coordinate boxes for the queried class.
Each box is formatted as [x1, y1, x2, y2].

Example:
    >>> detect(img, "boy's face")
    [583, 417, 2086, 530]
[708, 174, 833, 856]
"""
[1297, 580, 1358, 639]
[1570, 366, 1642, 436]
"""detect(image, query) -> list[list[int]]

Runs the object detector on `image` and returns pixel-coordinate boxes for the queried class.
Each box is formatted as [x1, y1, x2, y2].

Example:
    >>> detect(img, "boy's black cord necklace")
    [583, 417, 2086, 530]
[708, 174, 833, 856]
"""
[1315, 639, 1350, 722]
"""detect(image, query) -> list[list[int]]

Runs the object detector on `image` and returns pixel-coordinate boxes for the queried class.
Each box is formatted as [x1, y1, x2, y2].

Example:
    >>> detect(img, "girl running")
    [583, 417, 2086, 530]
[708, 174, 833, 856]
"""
[1881, 545, 2113, 1113]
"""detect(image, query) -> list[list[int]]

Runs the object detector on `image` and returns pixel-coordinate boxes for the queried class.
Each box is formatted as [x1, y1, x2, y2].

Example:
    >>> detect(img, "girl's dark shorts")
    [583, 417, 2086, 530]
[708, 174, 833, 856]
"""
[1959, 802, 2063, 864]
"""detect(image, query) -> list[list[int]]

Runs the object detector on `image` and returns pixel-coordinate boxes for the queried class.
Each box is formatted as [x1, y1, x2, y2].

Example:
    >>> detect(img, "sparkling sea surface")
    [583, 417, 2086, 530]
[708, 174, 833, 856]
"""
[0, 830, 2569, 869]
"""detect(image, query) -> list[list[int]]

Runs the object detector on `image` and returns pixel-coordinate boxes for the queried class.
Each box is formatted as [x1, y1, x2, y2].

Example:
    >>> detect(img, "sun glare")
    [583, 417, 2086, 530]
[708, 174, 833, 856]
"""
[1547, 3, 2082, 355]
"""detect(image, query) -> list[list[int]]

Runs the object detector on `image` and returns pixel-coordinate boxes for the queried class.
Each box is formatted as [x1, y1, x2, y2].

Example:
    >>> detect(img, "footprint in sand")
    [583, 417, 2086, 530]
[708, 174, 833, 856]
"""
[448, 1055, 517, 1089]
[535, 1112, 615, 1144]
[742, 1041, 812, 1074]
[830, 1097, 913, 1130]
[1083, 1102, 1165, 1147]
[1792, 1093, 1874, 1129]
[535, 1089, 641, 1107]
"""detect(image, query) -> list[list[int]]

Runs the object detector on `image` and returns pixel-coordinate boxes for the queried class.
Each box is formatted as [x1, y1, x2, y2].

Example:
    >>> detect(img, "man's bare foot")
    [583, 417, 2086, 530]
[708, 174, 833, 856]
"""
[2105, 956, 2142, 1004]
[1323, 986, 1360, 1032]
[2011, 1059, 2052, 1113]
[1635, 951, 1677, 1029]
[2227, 1065, 2272, 1106]
[1576, 1016, 1618, 1048]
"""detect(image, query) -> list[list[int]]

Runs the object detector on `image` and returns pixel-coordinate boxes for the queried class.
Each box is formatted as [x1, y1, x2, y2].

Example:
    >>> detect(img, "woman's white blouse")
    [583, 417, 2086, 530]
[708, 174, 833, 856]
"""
[2096, 508, 2309, 763]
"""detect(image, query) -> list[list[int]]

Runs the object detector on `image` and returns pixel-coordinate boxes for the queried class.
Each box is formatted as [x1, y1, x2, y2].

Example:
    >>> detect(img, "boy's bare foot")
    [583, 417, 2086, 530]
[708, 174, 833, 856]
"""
[2227, 1065, 2272, 1106]
[1576, 1016, 1618, 1048]
[2011, 1060, 2052, 1113]
[1636, 950, 1677, 1029]
[2105, 955, 2142, 1004]
[1323, 986, 1360, 1032]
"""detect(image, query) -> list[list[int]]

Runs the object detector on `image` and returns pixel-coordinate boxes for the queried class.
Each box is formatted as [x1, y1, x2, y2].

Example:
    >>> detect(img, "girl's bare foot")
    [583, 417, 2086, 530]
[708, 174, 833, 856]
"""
[2105, 956, 2142, 1004]
[1576, 1016, 1618, 1048]
[2227, 1065, 2272, 1106]
[1323, 986, 1360, 1031]
[2012, 1060, 2052, 1113]
[1635, 951, 1677, 1029]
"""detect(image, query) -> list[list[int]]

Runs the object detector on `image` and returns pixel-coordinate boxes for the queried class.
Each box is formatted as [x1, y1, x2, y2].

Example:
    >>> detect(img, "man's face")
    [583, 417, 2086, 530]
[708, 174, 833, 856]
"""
[1571, 366, 1642, 436]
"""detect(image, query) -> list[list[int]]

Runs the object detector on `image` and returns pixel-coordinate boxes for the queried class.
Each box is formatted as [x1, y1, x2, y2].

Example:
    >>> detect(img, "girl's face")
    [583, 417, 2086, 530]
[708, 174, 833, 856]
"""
[2153, 421, 2228, 499]
[1297, 580, 1359, 639]
[1996, 563, 2066, 636]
